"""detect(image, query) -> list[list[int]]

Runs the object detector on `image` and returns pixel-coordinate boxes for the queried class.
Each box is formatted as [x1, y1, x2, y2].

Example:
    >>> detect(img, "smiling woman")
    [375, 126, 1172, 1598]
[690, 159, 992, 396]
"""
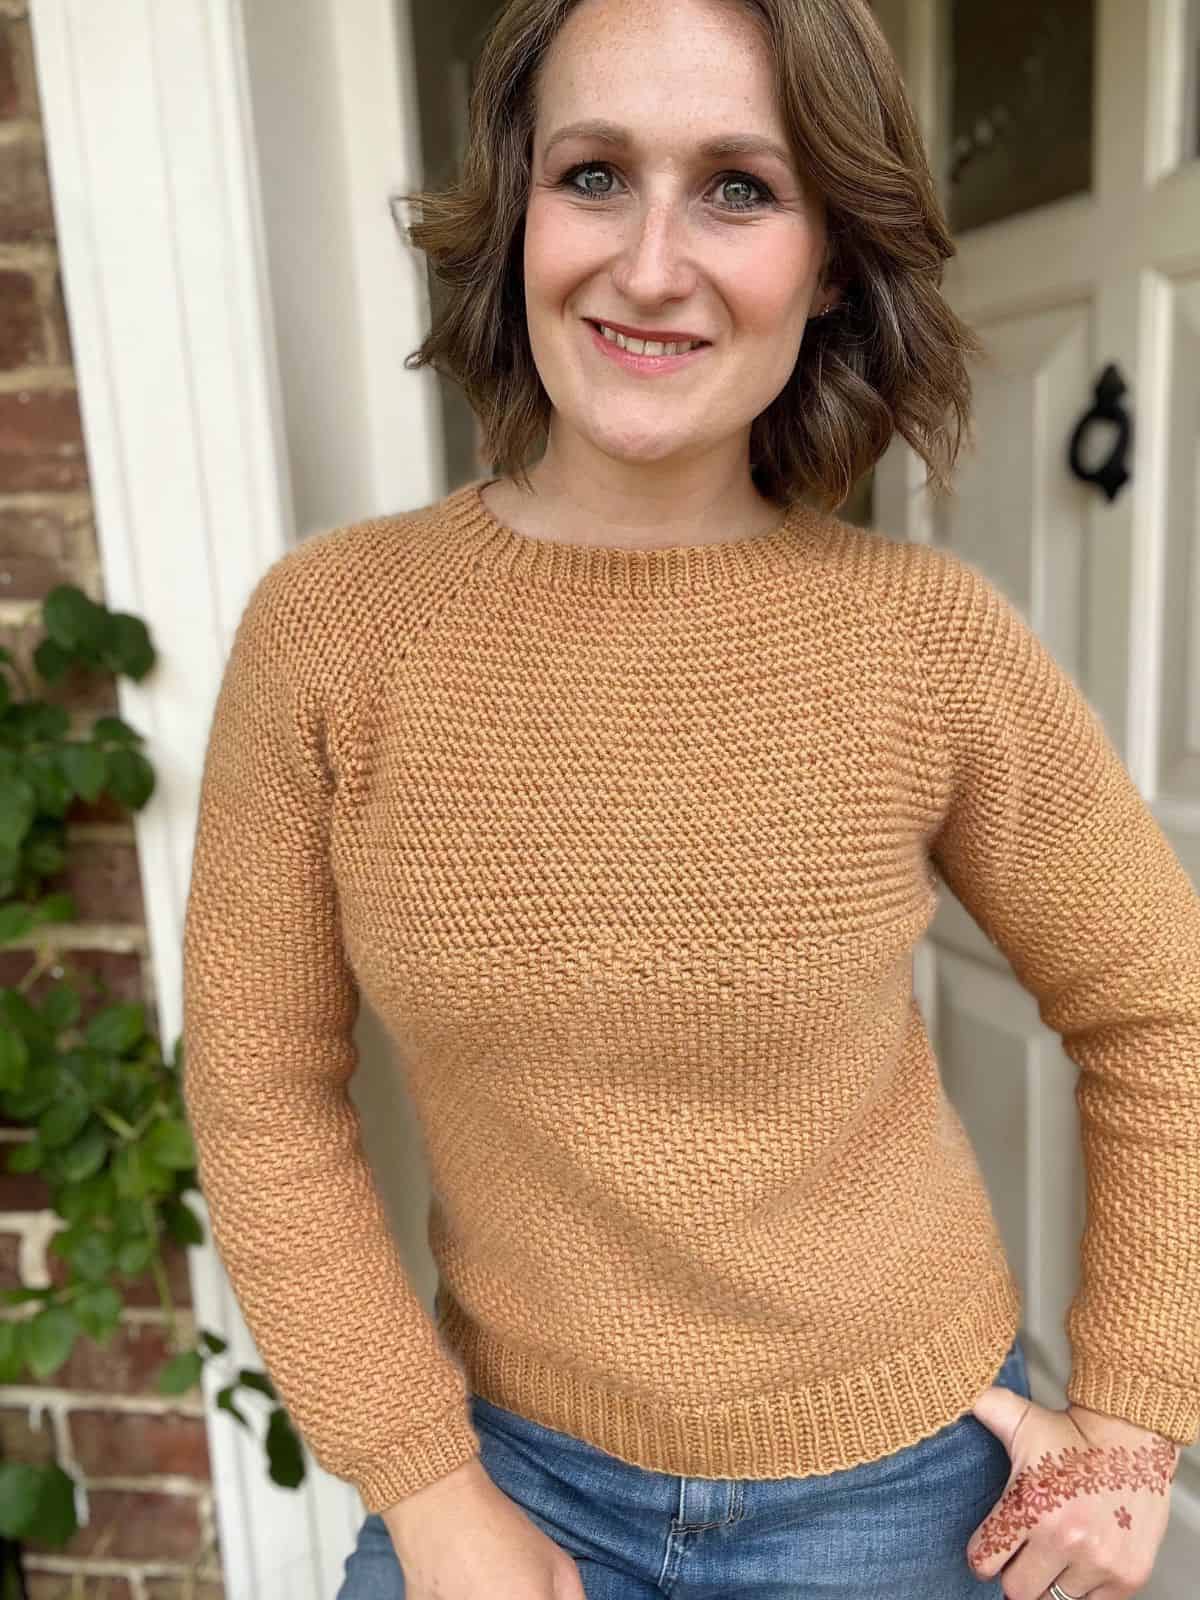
[390, 0, 981, 530]
[179, 2, 1200, 1599]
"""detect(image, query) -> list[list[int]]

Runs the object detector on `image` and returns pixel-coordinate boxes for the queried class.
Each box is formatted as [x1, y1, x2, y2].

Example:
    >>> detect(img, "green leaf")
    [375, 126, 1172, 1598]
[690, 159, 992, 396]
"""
[23, 1463, 78, 1545]
[74, 1051, 120, 1106]
[216, 1385, 250, 1428]
[3, 1060, 60, 1121]
[58, 743, 108, 803]
[2, 703, 35, 742]
[141, 1152, 177, 1189]
[73, 1285, 122, 1340]
[0, 1319, 25, 1382]
[56, 1171, 116, 1216]
[39, 1087, 91, 1150]
[104, 748, 155, 810]
[0, 1287, 47, 1308]
[0, 1462, 42, 1537]
[85, 1003, 145, 1055]
[145, 1118, 195, 1171]
[238, 1368, 277, 1400]
[112, 1144, 171, 1200]
[114, 1235, 157, 1275]
[5, 1136, 41, 1173]
[42, 586, 106, 654]
[103, 614, 155, 681]
[27, 702, 70, 741]
[163, 1198, 204, 1246]
[54, 1225, 115, 1284]
[25, 1305, 79, 1378]
[41, 983, 81, 1032]
[112, 1195, 148, 1237]
[90, 716, 143, 746]
[0, 777, 35, 851]
[0, 1318, 24, 1382]
[266, 1407, 305, 1490]
[23, 835, 66, 876]
[33, 891, 76, 925]
[0, 903, 34, 946]
[31, 637, 71, 682]
[157, 1348, 203, 1395]
[0, 843, 19, 898]
[21, 753, 73, 817]
[56, 1123, 109, 1185]
[0, 987, 51, 1048]
[200, 1328, 229, 1355]
[0, 1027, 29, 1092]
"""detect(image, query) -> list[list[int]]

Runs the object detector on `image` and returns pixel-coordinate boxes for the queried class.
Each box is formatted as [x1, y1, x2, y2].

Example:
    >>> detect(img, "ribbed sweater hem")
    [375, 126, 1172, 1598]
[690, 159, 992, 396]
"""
[435, 1265, 1024, 1482]
[1065, 1355, 1200, 1443]
[352, 1399, 484, 1515]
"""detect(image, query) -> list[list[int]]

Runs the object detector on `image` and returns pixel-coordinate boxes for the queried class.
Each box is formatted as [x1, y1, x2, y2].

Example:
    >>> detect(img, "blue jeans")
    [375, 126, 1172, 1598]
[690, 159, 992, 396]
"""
[336, 1333, 1030, 1598]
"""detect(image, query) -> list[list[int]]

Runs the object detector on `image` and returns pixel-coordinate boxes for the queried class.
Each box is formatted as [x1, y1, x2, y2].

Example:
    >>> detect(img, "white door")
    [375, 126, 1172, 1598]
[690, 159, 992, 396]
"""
[870, 0, 1200, 1586]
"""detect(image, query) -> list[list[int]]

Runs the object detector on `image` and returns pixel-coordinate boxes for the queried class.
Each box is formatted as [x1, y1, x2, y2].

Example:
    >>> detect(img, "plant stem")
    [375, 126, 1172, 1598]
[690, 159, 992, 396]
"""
[93, 1107, 136, 1141]
[14, 945, 56, 994]
[143, 1197, 179, 1346]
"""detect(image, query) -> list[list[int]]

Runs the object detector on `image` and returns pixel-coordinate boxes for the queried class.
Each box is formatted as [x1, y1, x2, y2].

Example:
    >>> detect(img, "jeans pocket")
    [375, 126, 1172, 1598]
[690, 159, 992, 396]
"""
[994, 1334, 1031, 1399]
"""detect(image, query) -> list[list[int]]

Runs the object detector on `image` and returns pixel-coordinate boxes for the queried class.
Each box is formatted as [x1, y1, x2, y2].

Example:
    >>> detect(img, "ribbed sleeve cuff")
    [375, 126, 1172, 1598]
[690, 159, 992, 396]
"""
[1066, 1355, 1200, 1446]
[352, 1401, 484, 1516]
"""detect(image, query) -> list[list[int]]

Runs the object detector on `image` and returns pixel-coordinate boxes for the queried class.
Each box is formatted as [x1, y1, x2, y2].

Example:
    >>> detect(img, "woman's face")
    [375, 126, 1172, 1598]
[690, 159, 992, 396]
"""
[523, 0, 832, 480]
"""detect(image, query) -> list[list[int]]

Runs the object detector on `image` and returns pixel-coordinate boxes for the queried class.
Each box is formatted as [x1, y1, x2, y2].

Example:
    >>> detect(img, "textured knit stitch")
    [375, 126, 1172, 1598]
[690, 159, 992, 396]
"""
[181, 476, 1200, 1517]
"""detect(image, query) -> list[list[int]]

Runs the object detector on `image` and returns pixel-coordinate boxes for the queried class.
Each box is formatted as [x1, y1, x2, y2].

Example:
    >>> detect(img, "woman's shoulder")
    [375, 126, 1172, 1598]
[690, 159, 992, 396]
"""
[265, 499, 437, 592]
[799, 505, 989, 618]
[223, 494, 472, 726]
[249, 489, 474, 630]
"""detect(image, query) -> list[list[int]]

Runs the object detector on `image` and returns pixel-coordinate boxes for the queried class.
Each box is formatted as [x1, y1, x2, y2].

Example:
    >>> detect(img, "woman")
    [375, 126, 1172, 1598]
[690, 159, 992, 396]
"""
[180, 0, 1200, 1596]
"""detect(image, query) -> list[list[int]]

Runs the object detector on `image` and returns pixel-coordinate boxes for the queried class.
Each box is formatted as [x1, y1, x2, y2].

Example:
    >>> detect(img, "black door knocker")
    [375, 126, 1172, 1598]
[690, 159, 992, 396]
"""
[1067, 363, 1133, 503]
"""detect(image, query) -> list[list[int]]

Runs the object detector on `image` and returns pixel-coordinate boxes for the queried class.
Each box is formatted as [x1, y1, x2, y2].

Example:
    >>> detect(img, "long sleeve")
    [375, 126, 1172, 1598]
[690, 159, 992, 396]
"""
[900, 543, 1200, 1445]
[181, 549, 482, 1512]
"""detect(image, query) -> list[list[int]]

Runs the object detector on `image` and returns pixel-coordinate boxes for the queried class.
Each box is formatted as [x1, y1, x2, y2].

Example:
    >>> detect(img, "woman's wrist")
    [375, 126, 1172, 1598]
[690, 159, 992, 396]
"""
[1066, 1403, 1183, 1475]
[380, 1455, 492, 1545]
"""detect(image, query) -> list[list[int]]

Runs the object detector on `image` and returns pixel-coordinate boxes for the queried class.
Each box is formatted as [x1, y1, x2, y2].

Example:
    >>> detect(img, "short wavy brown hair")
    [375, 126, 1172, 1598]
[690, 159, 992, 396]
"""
[392, 0, 983, 512]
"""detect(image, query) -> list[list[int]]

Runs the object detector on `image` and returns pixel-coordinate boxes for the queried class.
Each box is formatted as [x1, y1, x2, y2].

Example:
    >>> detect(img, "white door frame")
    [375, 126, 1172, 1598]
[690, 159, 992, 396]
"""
[27, 2, 443, 1595]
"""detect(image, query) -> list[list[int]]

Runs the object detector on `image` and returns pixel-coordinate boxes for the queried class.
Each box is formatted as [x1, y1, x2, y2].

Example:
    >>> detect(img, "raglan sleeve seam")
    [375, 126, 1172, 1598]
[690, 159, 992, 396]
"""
[875, 540, 957, 849]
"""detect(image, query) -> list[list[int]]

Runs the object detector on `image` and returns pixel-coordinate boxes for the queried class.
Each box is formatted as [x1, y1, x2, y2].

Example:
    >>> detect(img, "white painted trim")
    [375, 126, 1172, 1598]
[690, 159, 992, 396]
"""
[326, 0, 446, 513]
[26, 0, 443, 1593]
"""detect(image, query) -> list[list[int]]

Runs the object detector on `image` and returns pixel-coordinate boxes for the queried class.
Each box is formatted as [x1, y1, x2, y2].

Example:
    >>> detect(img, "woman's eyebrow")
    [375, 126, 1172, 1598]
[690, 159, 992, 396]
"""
[541, 118, 794, 171]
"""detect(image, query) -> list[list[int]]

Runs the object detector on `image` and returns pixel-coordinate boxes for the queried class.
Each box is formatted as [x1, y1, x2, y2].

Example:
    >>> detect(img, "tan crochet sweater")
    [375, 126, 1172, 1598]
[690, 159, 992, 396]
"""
[181, 477, 1200, 1516]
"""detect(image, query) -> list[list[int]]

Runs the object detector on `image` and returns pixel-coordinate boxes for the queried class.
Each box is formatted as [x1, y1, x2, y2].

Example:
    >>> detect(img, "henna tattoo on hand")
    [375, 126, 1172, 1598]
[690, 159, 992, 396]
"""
[968, 1435, 1176, 1567]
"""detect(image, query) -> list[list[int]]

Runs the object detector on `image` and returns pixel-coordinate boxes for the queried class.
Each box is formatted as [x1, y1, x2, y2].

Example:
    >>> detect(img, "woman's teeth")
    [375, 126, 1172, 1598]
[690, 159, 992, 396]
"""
[596, 323, 704, 357]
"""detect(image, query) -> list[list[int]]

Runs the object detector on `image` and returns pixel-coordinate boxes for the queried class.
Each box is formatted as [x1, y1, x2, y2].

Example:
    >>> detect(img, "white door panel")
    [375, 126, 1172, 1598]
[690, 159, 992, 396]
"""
[876, 1, 1200, 1585]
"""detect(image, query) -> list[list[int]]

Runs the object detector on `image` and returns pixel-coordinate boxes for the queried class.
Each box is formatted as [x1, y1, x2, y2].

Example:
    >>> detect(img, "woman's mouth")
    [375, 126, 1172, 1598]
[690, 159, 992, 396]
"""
[585, 319, 712, 375]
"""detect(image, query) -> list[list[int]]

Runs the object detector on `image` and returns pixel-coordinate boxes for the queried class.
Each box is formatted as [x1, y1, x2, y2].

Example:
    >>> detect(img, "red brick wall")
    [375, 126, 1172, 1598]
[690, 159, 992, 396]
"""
[0, 5, 224, 1595]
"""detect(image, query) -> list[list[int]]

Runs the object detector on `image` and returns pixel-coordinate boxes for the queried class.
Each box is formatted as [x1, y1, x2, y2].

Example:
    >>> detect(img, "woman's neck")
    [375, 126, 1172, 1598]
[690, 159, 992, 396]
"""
[481, 467, 782, 553]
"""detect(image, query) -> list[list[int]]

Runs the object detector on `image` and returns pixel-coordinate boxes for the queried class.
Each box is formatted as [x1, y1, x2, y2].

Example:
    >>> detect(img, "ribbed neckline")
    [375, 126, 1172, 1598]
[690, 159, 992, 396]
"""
[443, 476, 828, 595]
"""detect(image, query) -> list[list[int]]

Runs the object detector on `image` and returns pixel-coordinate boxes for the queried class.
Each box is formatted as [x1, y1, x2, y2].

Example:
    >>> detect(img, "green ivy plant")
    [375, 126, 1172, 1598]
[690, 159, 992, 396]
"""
[0, 584, 305, 1585]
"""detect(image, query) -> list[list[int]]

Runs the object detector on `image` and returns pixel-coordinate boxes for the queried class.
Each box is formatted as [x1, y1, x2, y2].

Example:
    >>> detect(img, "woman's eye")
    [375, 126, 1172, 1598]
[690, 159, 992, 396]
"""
[716, 174, 770, 210]
[558, 162, 773, 213]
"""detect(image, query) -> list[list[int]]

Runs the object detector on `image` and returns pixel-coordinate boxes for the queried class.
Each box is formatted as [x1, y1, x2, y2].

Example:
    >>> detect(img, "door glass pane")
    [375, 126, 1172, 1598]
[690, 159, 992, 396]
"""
[948, 0, 1095, 233]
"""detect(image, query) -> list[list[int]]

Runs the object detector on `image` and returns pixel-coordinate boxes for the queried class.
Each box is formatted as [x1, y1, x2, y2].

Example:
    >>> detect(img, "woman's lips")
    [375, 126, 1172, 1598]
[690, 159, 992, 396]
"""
[585, 319, 712, 375]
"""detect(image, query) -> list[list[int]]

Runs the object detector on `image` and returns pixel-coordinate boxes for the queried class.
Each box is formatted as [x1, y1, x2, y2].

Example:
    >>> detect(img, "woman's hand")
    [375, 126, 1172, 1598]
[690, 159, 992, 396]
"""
[965, 1385, 1181, 1597]
[382, 1456, 587, 1600]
